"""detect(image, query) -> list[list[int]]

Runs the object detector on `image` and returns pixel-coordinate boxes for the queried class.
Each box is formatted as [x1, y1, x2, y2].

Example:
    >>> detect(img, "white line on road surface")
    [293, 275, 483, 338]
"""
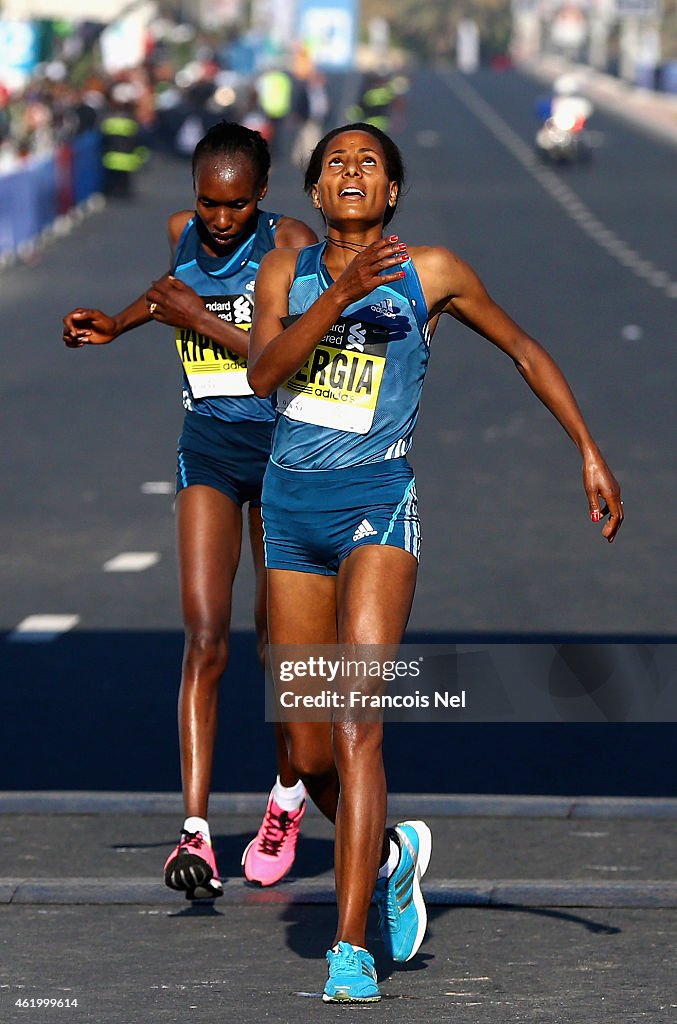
[441, 72, 677, 301]
[8, 614, 80, 642]
[103, 552, 160, 572]
[140, 481, 174, 495]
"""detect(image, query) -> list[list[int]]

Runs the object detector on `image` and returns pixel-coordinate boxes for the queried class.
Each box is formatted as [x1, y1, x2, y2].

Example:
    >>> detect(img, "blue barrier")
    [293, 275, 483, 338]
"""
[0, 129, 103, 259]
[0, 157, 53, 256]
[71, 130, 103, 205]
[34, 155, 59, 235]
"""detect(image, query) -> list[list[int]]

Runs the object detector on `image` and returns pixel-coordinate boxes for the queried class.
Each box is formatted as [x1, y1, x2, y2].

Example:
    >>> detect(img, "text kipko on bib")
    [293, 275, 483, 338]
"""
[176, 294, 253, 398]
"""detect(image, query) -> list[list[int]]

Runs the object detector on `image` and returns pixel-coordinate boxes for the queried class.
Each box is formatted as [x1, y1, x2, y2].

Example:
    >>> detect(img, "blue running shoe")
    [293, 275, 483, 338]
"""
[322, 942, 381, 1003]
[374, 820, 432, 962]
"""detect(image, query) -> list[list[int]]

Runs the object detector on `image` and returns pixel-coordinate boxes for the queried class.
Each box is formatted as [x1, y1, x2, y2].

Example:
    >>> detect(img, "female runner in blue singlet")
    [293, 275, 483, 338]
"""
[247, 123, 624, 1002]
[62, 123, 317, 897]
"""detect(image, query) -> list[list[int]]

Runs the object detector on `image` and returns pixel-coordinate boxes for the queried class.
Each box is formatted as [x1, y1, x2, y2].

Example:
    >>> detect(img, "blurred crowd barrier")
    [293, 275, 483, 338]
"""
[0, 128, 102, 263]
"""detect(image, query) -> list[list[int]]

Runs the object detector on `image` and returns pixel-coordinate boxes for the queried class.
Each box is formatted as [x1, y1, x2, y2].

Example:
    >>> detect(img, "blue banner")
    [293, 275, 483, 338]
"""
[296, 0, 358, 70]
[0, 20, 40, 82]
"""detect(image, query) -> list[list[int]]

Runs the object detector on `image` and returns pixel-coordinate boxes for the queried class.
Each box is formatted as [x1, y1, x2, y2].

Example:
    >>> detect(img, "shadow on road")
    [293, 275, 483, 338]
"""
[1, 630, 674, 795]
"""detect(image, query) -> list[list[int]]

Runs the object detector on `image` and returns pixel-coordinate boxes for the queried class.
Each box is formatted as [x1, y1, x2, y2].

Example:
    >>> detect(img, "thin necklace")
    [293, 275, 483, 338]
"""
[324, 234, 372, 254]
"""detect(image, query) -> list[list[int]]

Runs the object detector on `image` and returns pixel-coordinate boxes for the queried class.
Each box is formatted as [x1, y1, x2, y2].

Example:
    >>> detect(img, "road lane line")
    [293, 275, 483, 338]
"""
[8, 614, 80, 642]
[103, 552, 160, 572]
[140, 481, 173, 494]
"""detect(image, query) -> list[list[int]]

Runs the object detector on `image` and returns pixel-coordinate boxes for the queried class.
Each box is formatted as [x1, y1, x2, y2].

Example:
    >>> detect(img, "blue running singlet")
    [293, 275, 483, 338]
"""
[173, 210, 280, 424]
[271, 242, 431, 469]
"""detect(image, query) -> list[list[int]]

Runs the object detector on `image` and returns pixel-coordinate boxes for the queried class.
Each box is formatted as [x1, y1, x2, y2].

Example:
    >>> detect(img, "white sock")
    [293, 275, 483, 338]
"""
[377, 838, 400, 880]
[271, 776, 306, 812]
[333, 943, 367, 953]
[183, 816, 210, 844]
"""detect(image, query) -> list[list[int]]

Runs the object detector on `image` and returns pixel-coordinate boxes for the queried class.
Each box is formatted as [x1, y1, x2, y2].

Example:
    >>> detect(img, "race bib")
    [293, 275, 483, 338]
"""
[176, 294, 253, 398]
[277, 316, 389, 434]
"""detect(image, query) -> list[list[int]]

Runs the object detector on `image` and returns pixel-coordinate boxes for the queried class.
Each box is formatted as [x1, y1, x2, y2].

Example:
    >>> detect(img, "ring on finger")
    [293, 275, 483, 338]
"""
[149, 302, 157, 314]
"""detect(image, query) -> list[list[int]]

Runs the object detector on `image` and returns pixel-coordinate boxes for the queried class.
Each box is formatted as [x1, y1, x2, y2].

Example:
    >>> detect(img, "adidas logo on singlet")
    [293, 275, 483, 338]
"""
[352, 518, 378, 542]
[370, 297, 397, 319]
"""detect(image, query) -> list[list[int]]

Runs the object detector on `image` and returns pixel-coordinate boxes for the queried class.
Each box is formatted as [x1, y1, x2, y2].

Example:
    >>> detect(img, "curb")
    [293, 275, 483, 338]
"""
[2, 792, 677, 818]
[4, 878, 676, 908]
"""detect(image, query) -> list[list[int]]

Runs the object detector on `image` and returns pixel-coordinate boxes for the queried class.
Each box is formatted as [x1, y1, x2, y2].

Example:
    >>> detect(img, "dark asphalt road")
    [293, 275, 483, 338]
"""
[3, 903, 676, 1024]
[0, 68, 675, 793]
[2, 801, 676, 1024]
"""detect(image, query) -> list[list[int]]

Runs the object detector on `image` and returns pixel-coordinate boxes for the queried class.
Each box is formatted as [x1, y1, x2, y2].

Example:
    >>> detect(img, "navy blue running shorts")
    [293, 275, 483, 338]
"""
[262, 458, 421, 575]
[176, 411, 274, 508]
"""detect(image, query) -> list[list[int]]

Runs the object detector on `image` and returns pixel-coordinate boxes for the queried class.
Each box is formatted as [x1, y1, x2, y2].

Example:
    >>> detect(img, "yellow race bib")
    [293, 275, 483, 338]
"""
[277, 317, 389, 434]
[177, 294, 253, 398]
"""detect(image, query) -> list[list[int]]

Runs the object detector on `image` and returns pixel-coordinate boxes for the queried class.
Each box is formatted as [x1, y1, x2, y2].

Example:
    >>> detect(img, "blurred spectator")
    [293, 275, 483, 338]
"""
[100, 82, 149, 198]
[290, 67, 330, 169]
[0, 69, 107, 172]
[240, 84, 273, 142]
[347, 69, 409, 133]
[68, 84, 102, 134]
[255, 66, 293, 154]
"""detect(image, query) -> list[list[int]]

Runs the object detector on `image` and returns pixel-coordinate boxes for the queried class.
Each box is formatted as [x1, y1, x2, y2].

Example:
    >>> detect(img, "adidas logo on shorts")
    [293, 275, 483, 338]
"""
[353, 518, 378, 542]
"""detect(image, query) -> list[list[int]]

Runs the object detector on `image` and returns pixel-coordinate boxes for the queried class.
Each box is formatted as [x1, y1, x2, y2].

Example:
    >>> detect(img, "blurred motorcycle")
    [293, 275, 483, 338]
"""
[535, 80, 593, 165]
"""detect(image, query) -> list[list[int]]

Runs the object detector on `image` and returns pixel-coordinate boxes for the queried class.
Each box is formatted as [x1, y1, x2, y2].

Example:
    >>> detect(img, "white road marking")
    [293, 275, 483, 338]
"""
[141, 481, 173, 494]
[103, 552, 160, 572]
[585, 864, 642, 871]
[9, 614, 80, 642]
[442, 73, 677, 300]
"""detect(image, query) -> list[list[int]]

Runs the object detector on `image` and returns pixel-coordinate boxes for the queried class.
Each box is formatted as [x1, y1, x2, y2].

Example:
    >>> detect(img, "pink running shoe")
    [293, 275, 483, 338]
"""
[164, 830, 223, 900]
[241, 797, 305, 887]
